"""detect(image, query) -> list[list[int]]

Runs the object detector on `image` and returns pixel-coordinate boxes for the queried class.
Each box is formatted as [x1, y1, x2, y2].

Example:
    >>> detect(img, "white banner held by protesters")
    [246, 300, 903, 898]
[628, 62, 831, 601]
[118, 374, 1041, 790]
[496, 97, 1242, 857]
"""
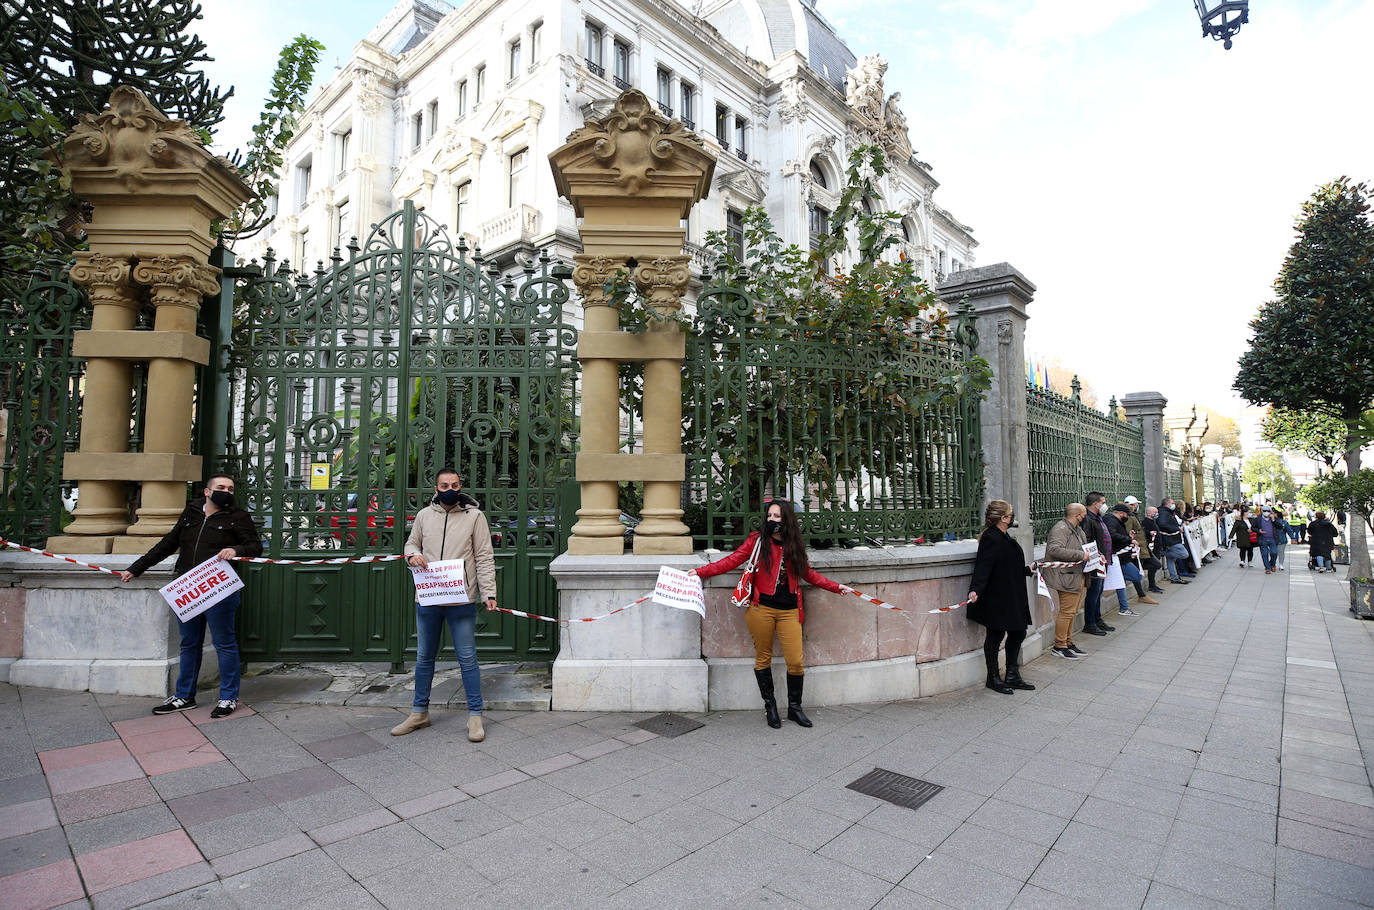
[159, 556, 244, 622]
[652, 566, 705, 618]
[410, 558, 469, 606]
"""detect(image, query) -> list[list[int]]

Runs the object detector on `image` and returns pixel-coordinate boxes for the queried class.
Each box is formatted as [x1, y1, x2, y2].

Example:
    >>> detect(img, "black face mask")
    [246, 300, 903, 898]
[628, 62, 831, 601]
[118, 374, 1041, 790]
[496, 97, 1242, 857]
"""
[764, 519, 781, 536]
[435, 489, 461, 506]
[209, 490, 235, 509]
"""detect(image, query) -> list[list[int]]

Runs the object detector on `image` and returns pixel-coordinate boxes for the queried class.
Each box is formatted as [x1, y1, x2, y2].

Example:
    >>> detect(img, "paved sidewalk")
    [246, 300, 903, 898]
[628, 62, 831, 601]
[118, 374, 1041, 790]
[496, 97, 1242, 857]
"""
[2, 560, 1372, 910]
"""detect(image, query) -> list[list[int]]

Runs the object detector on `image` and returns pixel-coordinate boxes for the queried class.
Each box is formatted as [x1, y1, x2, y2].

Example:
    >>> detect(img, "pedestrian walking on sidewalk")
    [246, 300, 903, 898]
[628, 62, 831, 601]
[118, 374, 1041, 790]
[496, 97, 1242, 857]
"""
[1273, 507, 1291, 571]
[1308, 512, 1338, 572]
[1042, 503, 1089, 660]
[393, 467, 498, 742]
[967, 500, 1036, 694]
[119, 473, 262, 718]
[692, 499, 852, 728]
[1230, 507, 1256, 568]
[1256, 505, 1283, 573]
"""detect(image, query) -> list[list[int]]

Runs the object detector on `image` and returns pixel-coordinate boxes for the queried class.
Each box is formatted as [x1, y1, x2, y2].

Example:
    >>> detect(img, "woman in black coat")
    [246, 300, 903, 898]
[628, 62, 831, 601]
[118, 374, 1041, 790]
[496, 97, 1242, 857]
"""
[967, 499, 1035, 694]
[1308, 512, 1339, 572]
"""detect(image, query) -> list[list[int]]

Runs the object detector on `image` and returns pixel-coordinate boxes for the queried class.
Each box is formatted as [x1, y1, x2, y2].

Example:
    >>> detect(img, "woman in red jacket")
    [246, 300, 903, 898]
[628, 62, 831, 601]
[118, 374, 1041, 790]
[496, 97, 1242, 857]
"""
[691, 500, 852, 729]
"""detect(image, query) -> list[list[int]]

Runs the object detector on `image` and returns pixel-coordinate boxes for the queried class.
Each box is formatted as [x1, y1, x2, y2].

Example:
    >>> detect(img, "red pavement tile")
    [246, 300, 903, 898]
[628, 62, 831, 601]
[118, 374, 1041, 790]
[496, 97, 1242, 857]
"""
[0, 858, 85, 910]
[45, 757, 145, 796]
[112, 713, 192, 739]
[53, 777, 160, 825]
[186, 703, 256, 725]
[75, 829, 202, 894]
[0, 797, 59, 838]
[121, 724, 209, 758]
[37, 739, 130, 773]
[135, 743, 226, 777]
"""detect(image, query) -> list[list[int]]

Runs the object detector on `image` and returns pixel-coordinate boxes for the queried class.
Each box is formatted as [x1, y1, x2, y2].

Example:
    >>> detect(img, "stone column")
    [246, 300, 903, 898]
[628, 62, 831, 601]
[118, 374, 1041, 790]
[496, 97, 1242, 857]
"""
[938, 263, 1036, 555]
[46, 86, 251, 554]
[1122, 391, 1167, 508]
[548, 90, 716, 556]
[1187, 413, 1208, 505]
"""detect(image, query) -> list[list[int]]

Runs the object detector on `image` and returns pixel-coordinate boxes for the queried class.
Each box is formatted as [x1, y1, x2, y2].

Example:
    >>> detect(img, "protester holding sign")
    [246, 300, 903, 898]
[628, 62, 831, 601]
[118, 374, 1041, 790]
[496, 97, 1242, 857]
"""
[1042, 504, 1089, 660]
[966, 500, 1036, 694]
[691, 500, 852, 729]
[393, 467, 497, 741]
[119, 474, 262, 718]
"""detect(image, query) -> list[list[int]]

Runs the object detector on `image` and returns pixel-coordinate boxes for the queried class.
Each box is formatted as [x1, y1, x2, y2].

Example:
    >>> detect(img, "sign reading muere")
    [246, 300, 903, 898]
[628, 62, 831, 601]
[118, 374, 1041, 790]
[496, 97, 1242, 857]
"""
[159, 556, 244, 622]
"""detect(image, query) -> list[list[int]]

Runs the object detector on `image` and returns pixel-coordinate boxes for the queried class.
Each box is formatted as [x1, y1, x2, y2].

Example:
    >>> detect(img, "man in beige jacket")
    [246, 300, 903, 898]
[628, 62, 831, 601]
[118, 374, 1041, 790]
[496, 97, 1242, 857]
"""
[1042, 503, 1089, 660]
[392, 467, 498, 741]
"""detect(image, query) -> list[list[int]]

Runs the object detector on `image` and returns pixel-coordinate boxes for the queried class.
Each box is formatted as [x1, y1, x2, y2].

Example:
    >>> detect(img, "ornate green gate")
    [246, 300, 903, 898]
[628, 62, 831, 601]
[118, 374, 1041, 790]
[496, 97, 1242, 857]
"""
[215, 202, 578, 666]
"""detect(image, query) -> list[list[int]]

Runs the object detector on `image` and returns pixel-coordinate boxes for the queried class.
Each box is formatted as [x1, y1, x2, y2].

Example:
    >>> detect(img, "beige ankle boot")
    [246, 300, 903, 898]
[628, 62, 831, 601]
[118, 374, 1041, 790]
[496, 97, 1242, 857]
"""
[390, 711, 430, 736]
[467, 715, 485, 742]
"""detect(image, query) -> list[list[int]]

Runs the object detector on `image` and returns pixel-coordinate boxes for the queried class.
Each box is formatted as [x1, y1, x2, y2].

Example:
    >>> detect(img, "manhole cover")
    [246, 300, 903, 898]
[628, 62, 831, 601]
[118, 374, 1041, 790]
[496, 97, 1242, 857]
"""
[633, 713, 704, 738]
[846, 768, 943, 811]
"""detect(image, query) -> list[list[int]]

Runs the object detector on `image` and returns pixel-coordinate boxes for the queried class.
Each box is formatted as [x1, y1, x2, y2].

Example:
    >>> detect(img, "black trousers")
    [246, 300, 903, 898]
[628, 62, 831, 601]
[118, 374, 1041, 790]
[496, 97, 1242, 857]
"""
[984, 628, 1027, 673]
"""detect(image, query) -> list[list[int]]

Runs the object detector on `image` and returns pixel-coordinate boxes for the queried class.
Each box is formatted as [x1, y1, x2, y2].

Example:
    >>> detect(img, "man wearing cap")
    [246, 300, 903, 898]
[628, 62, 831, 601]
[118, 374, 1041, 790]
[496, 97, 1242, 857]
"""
[1126, 497, 1164, 594]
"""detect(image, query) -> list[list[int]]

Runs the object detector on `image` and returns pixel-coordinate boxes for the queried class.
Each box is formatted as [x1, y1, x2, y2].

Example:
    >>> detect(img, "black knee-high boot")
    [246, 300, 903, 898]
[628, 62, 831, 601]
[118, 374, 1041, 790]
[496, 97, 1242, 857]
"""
[754, 668, 781, 729]
[985, 629, 1013, 694]
[1003, 630, 1034, 690]
[785, 674, 812, 727]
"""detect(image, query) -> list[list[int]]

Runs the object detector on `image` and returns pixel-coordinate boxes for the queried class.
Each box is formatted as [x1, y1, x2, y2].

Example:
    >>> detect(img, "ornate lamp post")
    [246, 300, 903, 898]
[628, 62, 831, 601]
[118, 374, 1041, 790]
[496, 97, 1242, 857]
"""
[1193, 0, 1249, 49]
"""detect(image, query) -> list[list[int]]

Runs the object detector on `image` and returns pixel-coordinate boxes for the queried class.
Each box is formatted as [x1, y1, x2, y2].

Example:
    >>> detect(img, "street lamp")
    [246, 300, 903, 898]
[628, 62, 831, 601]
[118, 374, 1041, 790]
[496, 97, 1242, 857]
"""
[1193, 1, 1249, 50]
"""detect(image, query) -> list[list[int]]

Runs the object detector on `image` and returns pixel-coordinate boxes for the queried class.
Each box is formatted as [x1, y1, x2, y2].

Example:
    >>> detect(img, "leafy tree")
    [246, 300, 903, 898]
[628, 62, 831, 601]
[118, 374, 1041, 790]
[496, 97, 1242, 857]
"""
[1261, 406, 1371, 468]
[1235, 177, 1374, 577]
[1242, 450, 1296, 502]
[1199, 407, 1243, 458]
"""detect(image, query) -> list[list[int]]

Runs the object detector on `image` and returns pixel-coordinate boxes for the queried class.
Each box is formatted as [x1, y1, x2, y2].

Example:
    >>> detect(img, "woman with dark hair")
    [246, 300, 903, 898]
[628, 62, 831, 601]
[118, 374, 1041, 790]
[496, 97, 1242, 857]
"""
[1308, 511, 1339, 572]
[967, 499, 1036, 694]
[1230, 505, 1256, 568]
[692, 500, 852, 728]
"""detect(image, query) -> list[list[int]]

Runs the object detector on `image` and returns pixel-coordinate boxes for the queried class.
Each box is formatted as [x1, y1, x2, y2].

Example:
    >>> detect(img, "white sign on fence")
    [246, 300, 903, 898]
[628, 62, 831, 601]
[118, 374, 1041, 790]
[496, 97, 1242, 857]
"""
[652, 566, 706, 618]
[159, 556, 244, 622]
[410, 558, 469, 606]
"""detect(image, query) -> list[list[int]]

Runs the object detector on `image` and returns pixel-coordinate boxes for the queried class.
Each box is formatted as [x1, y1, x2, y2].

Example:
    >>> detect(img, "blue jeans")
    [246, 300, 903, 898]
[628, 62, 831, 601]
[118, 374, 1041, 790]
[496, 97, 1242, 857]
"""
[1314, 554, 1329, 569]
[1083, 575, 1104, 628]
[413, 602, 482, 714]
[1288, 527, 1301, 543]
[1163, 543, 1191, 580]
[176, 590, 241, 702]
[1259, 538, 1278, 570]
[1115, 561, 1144, 609]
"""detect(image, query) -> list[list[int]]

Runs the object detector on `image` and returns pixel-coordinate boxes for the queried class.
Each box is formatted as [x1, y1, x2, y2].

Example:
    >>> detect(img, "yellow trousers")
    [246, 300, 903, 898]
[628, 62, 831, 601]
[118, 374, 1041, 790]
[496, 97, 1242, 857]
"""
[1054, 580, 1085, 649]
[745, 603, 804, 675]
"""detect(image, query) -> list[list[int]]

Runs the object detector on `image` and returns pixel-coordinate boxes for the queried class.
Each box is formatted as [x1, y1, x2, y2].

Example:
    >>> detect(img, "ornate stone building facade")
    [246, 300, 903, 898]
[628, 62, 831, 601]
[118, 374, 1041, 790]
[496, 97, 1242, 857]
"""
[239, 0, 977, 292]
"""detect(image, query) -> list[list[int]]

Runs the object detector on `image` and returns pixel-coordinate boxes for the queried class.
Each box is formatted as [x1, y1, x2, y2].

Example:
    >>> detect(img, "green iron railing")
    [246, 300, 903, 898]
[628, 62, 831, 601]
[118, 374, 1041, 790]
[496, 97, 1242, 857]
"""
[1163, 441, 1184, 503]
[1026, 379, 1146, 542]
[682, 279, 985, 549]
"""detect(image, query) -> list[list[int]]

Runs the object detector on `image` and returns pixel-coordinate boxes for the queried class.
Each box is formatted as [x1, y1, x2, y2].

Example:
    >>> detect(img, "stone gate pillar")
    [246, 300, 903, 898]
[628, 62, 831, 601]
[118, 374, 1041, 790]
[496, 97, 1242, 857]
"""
[1122, 392, 1167, 507]
[938, 264, 1036, 555]
[548, 91, 715, 555]
[47, 87, 251, 553]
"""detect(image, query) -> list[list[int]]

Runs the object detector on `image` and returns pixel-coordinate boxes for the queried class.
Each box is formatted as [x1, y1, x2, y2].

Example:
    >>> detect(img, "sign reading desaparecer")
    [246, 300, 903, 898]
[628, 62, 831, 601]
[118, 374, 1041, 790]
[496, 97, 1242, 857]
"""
[159, 556, 244, 622]
[409, 558, 470, 606]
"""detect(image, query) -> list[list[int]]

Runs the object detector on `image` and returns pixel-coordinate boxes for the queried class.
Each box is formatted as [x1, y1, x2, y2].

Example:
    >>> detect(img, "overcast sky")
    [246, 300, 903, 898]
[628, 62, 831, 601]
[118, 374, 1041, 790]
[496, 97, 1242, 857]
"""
[197, 0, 1373, 420]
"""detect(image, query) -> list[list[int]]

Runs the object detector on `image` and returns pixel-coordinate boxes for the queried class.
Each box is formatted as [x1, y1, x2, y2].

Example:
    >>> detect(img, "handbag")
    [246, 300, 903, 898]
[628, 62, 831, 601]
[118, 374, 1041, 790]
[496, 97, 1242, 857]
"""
[1249, 530, 1258, 545]
[730, 538, 763, 609]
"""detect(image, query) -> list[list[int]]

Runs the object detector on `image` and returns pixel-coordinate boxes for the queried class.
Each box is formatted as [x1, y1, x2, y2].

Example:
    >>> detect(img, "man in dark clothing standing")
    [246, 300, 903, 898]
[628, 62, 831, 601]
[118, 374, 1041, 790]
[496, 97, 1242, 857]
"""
[1081, 493, 1115, 635]
[120, 474, 262, 717]
[1155, 498, 1194, 583]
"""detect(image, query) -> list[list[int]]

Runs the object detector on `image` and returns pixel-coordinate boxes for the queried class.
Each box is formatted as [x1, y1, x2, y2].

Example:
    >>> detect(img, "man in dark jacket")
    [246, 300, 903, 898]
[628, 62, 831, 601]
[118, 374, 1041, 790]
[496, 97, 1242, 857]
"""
[1081, 493, 1115, 635]
[1105, 503, 1155, 615]
[119, 474, 262, 717]
[1155, 498, 1193, 583]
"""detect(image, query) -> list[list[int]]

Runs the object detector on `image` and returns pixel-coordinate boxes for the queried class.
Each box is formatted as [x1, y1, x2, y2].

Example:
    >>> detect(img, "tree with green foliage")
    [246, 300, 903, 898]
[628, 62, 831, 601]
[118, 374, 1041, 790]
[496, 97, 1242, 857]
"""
[1235, 177, 1374, 577]
[1242, 451, 1296, 502]
[1261, 406, 1372, 469]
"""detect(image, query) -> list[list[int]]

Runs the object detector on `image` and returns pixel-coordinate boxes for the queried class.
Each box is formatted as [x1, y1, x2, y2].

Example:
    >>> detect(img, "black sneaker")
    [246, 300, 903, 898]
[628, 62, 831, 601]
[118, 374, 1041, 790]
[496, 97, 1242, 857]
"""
[1148, 587, 1165, 594]
[1097, 623, 1116, 632]
[1051, 647, 1081, 660]
[152, 696, 196, 715]
[1083, 626, 1108, 636]
[210, 699, 237, 719]
[1068, 643, 1087, 655]
[1171, 578, 1190, 584]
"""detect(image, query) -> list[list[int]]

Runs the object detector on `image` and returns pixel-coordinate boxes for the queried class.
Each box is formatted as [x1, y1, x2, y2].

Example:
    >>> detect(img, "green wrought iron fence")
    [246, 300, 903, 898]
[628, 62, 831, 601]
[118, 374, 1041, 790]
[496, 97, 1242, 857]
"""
[1026, 382, 1146, 541]
[682, 279, 984, 549]
[1164, 443, 1184, 503]
[0, 263, 90, 543]
[215, 202, 578, 667]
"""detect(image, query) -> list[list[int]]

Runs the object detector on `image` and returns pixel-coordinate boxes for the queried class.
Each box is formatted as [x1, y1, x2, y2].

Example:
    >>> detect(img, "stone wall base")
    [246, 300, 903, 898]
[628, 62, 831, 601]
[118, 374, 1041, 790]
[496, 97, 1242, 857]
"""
[9, 657, 176, 696]
[552, 658, 708, 712]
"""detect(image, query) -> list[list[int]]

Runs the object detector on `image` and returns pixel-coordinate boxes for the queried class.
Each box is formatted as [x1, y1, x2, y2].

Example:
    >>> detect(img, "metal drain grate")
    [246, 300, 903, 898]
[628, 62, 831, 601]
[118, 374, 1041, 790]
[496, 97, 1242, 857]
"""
[846, 768, 943, 811]
[633, 712, 704, 738]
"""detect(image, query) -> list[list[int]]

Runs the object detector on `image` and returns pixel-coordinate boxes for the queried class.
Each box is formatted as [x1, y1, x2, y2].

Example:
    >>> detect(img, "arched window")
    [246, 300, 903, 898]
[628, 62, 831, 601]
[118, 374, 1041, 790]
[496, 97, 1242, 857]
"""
[809, 160, 828, 189]
[901, 218, 913, 242]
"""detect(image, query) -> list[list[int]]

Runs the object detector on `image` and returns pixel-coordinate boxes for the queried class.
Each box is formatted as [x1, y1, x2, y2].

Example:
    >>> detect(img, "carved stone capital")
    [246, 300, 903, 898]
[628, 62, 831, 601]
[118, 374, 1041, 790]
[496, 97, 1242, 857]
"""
[133, 256, 220, 308]
[572, 255, 628, 308]
[69, 252, 137, 307]
[633, 256, 691, 317]
[64, 86, 209, 190]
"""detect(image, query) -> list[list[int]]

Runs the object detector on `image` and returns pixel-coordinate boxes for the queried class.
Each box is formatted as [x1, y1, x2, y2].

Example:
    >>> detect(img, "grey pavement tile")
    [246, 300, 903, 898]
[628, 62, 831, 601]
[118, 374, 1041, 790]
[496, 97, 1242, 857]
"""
[1195, 750, 1281, 787]
[1073, 796, 1175, 845]
[330, 751, 447, 805]
[1175, 792, 1278, 843]
[1028, 847, 1153, 910]
[148, 760, 249, 801]
[687, 777, 788, 824]
[308, 807, 398, 846]
[359, 852, 491, 910]
[816, 821, 927, 884]
[967, 798, 1068, 847]
[223, 744, 320, 780]
[167, 781, 271, 827]
[1187, 769, 1280, 809]
[461, 768, 530, 797]
[0, 826, 71, 877]
[1277, 772, 1374, 808]
[186, 804, 303, 859]
[0, 796, 58, 839]
[1274, 882, 1371, 910]
[301, 731, 385, 763]
[1110, 750, 1197, 789]
[765, 851, 895, 910]
[251, 763, 348, 805]
[585, 777, 694, 824]
[1279, 817, 1374, 869]
[899, 853, 1022, 910]
[406, 798, 516, 848]
[1142, 881, 1252, 910]
[218, 849, 355, 910]
[518, 798, 631, 849]
[0, 773, 49, 807]
[389, 786, 468, 819]
[90, 861, 217, 910]
[517, 751, 584, 777]
[1013, 755, 1106, 796]
[745, 799, 856, 851]
[1281, 753, 1374, 785]
[53, 776, 160, 825]
[292, 883, 385, 910]
[1165, 818, 1276, 875]
[475, 853, 628, 909]
[572, 825, 690, 884]
[322, 820, 439, 879]
[1050, 820, 1163, 878]
[1152, 845, 1276, 909]
[276, 783, 383, 830]
[1279, 789, 1374, 839]
[935, 821, 1051, 881]
[209, 831, 315, 878]
[137, 881, 237, 910]
[1009, 883, 1100, 910]
[474, 777, 577, 821]
[65, 802, 181, 855]
[1090, 774, 1185, 817]
[459, 823, 580, 883]
[871, 887, 958, 908]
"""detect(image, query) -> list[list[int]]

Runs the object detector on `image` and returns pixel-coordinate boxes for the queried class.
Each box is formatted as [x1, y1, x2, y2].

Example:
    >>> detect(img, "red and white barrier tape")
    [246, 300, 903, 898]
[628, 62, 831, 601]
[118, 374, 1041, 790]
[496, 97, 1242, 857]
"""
[0, 539, 121, 575]
[229, 554, 409, 565]
[847, 586, 970, 615]
[492, 594, 652, 624]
